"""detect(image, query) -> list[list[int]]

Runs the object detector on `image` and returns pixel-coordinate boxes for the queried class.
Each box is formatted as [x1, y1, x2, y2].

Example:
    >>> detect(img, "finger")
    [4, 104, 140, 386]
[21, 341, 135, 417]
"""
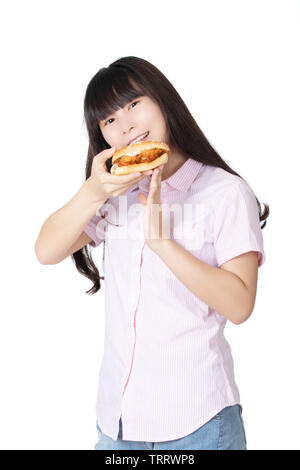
[138, 192, 147, 205]
[96, 147, 116, 169]
[151, 169, 161, 190]
[154, 168, 160, 179]
[108, 170, 153, 185]
[148, 184, 160, 205]
[142, 170, 154, 177]
[149, 171, 162, 203]
[107, 172, 143, 184]
[152, 167, 162, 179]
[114, 171, 154, 193]
[157, 165, 163, 178]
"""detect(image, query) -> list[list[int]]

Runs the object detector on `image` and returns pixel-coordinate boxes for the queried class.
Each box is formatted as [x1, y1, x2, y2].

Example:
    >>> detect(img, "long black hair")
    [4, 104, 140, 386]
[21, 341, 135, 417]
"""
[72, 56, 269, 295]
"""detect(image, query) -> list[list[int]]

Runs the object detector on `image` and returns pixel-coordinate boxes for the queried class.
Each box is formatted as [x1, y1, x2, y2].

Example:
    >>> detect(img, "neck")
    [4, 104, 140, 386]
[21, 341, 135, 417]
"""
[161, 148, 187, 181]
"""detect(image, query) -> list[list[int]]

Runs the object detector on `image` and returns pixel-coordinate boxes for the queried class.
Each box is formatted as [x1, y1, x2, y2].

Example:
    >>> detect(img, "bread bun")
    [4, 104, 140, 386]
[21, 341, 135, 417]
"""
[110, 140, 170, 175]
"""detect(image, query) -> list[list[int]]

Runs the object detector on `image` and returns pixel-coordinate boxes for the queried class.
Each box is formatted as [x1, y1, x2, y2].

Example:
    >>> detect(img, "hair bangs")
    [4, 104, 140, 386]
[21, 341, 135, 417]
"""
[85, 67, 149, 124]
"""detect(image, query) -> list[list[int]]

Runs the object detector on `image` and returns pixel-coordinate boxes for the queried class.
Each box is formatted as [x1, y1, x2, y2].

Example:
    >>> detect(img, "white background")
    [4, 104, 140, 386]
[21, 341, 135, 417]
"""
[0, 0, 299, 450]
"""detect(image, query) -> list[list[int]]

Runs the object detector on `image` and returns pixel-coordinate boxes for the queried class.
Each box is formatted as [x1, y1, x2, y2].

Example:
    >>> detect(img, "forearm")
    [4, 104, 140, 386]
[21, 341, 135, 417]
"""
[155, 239, 251, 325]
[34, 178, 106, 264]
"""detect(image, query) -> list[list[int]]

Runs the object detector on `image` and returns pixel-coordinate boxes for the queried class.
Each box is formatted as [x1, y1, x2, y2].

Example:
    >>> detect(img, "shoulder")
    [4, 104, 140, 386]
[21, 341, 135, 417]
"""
[192, 165, 256, 205]
[208, 169, 260, 233]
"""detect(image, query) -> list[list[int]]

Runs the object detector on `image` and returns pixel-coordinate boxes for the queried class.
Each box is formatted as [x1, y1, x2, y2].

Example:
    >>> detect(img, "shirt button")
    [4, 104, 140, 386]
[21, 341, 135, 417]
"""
[161, 182, 166, 188]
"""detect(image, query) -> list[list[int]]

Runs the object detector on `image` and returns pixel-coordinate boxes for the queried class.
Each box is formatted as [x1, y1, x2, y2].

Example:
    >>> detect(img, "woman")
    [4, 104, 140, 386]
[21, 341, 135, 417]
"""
[35, 56, 269, 450]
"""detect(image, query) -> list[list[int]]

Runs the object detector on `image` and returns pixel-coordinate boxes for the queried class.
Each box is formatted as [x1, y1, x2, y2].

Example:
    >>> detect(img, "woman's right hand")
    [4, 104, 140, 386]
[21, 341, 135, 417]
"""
[86, 147, 153, 203]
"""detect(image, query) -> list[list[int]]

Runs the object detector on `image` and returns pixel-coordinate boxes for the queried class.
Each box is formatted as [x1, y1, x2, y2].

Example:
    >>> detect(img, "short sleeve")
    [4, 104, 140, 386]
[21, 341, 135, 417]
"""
[213, 182, 266, 268]
[83, 206, 107, 248]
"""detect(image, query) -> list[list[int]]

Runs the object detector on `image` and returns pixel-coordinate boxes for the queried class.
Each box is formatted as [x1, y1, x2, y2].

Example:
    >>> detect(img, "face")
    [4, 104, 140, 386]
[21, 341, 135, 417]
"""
[99, 95, 170, 150]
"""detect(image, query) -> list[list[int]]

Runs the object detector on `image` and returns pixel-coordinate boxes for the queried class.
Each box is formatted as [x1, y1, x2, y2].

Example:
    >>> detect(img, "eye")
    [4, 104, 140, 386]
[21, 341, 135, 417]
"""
[104, 100, 140, 126]
[104, 117, 114, 126]
[129, 100, 139, 109]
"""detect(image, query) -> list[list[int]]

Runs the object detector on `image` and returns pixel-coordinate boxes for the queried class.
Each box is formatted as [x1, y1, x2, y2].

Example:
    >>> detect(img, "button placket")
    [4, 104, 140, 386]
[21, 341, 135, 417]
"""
[122, 240, 146, 397]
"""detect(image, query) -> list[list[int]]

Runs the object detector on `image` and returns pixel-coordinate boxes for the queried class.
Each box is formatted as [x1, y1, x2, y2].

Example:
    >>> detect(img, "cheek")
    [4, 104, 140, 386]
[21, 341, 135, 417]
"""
[100, 126, 108, 140]
[153, 109, 167, 132]
[147, 109, 167, 133]
[102, 128, 115, 145]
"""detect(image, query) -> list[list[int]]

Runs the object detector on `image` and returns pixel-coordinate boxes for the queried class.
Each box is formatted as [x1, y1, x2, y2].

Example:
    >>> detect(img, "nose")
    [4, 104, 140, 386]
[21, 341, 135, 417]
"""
[123, 125, 134, 135]
[123, 126, 135, 145]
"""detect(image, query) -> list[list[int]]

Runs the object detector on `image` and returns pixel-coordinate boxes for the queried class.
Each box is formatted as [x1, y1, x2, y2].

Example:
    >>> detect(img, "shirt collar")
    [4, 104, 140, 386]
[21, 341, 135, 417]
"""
[129, 158, 204, 194]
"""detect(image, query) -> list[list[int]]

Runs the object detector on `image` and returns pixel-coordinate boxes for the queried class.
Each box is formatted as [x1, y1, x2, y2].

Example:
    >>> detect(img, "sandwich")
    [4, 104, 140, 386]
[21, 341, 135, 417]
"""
[110, 139, 170, 176]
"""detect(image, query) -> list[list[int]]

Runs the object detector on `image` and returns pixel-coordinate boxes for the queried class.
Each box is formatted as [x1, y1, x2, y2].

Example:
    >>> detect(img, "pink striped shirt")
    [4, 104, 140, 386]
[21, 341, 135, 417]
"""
[83, 158, 265, 442]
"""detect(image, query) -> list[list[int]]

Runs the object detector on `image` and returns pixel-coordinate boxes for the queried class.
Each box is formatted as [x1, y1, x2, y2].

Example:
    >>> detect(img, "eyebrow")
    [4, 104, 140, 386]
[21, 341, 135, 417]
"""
[101, 97, 142, 124]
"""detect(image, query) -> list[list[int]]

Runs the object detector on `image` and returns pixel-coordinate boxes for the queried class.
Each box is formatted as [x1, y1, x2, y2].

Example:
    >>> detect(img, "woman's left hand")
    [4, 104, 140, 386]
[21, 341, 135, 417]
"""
[138, 165, 170, 253]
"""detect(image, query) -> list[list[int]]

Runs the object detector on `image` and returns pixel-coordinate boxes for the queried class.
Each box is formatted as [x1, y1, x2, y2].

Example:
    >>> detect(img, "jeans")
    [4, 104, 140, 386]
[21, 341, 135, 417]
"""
[94, 404, 247, 450]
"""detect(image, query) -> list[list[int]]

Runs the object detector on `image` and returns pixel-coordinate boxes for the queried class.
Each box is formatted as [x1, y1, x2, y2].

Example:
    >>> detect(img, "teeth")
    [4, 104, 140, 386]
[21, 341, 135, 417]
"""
[131, 132, 148, 144]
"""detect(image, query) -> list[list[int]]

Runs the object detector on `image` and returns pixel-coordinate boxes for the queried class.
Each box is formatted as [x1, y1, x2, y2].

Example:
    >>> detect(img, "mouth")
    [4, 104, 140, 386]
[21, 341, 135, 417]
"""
[128, 131, 149, 145]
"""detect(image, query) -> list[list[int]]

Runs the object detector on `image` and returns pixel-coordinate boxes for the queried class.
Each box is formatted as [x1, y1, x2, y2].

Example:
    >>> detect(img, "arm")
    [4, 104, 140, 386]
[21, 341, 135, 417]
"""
[34, 178, 107, 265]
[154, 240, 259, 325]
